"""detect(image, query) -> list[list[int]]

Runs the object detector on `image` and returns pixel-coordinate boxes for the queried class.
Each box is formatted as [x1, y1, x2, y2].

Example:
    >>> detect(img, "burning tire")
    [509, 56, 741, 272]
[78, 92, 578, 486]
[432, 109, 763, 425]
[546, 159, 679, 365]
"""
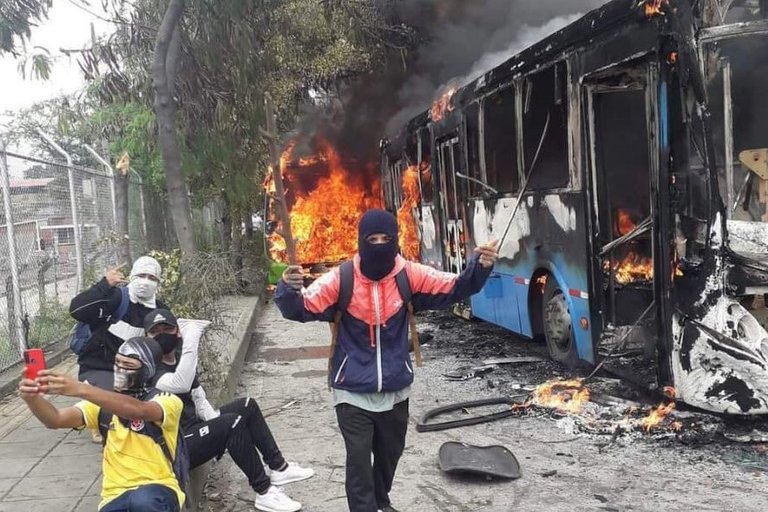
[542, 278, 579, 368]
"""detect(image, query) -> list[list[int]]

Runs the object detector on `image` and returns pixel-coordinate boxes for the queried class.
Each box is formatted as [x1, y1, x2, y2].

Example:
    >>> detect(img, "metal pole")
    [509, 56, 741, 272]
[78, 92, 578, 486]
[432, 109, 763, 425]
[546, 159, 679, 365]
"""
[37, 129, 83, 292]
[130, 168, 147, 238]
[84, 144, 117, 227]
[0, 141, 28, 354]
[723, 61, 735, 218]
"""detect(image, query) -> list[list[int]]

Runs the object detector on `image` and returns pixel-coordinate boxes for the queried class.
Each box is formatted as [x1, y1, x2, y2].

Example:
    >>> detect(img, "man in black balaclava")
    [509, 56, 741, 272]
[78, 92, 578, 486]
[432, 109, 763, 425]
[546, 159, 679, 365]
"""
[19, 338, 187, 511]
[276, 209, 498, 512]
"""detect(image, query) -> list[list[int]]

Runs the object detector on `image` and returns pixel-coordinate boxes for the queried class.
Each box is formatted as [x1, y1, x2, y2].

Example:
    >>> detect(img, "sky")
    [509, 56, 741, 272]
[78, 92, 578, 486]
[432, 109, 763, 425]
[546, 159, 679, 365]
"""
[0, 1, 112, 116]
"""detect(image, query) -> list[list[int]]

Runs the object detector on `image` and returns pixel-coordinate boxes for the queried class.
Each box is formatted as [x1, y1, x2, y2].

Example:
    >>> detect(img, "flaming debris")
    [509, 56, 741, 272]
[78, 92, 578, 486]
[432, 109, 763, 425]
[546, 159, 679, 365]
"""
[531, 379, 591, 414]
[641, 402, 676, 432]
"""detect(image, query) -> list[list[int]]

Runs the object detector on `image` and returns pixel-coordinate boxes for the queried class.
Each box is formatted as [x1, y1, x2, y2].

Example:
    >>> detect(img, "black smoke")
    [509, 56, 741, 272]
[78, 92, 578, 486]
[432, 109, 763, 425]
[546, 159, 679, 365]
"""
[297, 0, 610, 165]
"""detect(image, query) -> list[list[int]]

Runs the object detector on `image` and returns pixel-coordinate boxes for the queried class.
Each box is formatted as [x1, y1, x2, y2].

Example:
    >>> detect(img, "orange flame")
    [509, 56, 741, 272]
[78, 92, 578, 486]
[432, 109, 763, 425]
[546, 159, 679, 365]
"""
[607, 252, 655, 284]
[644, 0, 667, 17]
[268, 137, 381, 264]
[431, 87, 457, 122]
[606, 209, 654, 284]
[616, 209, 636, 236]
[641, 401, 676, 431]
[531, 379, 591, 414]
[397, 165, 421, 261]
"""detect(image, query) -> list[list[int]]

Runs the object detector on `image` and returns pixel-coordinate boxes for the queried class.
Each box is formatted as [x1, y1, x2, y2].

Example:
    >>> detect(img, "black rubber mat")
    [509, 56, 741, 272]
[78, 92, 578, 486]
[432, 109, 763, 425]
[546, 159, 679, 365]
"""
[438, 442, 521, 479]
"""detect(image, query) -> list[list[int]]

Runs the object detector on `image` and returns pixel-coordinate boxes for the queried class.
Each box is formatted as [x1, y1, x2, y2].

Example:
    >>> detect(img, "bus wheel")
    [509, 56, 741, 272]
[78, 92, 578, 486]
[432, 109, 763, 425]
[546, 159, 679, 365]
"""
[542, 279, 579, 368]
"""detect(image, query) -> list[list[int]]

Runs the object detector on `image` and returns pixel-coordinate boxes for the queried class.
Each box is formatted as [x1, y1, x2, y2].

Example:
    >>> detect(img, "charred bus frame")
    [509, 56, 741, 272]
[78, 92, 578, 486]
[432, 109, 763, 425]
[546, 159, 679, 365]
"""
[381, 0, 768, 414]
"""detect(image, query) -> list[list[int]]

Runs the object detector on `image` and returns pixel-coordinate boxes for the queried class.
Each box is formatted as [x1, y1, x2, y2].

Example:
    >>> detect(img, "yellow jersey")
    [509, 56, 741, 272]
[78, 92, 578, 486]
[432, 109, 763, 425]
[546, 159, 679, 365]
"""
[76, 393, 185, 510]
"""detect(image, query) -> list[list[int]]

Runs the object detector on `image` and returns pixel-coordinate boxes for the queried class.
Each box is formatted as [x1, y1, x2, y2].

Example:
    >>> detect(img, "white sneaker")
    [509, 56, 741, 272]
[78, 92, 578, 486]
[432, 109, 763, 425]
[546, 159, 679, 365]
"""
[270, 462, 315, 486]
[254, 486, 301, 512]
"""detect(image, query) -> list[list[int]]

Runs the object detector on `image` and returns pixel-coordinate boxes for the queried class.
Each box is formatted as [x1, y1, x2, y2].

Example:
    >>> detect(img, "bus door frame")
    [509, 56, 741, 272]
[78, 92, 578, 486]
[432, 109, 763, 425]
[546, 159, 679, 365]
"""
[583, 61, 667, 363]
[436, 135, 466, 273]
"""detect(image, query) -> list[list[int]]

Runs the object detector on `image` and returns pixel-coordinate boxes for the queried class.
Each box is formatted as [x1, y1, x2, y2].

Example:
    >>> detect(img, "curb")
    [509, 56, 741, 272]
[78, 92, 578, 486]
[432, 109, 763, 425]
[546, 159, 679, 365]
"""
[191, 286, 265, 510]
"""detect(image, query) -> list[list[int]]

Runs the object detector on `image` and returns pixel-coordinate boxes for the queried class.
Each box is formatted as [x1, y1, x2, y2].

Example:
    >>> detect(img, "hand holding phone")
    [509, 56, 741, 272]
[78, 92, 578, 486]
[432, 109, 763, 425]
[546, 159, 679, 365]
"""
[24, 349, 46, 381]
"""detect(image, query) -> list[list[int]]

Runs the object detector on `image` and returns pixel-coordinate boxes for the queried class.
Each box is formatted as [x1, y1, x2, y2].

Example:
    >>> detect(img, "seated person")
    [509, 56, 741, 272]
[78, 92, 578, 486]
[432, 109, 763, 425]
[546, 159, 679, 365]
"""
[145, 309, 314, 512]
[70, 256, 169, 390]
[19, 337, 185, 512]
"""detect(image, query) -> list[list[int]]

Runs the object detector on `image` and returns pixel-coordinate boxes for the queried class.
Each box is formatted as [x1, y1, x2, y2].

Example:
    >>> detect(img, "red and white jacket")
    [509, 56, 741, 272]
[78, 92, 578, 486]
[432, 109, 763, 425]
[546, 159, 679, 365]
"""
[275, 254, 492, 393]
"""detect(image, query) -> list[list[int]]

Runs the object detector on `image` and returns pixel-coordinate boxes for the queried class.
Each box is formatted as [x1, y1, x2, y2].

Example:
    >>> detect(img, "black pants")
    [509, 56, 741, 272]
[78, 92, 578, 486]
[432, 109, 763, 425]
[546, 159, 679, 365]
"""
[184, 397, 286, 494]
[335, 400, 409, 512]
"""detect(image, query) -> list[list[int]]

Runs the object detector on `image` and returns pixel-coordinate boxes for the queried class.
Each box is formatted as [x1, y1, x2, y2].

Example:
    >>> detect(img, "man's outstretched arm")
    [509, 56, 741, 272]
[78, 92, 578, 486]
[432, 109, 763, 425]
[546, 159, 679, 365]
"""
[37, 370, 164, 423]
[19, 377, 85, 429]
[274, 265, 340, 322]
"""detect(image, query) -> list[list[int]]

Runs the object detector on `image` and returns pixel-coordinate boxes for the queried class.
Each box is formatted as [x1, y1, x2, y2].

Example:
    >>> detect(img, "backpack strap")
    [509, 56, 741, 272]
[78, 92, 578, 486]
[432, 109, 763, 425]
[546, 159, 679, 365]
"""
[97, 408, 111, 445]
[113, 286, 130, 322]
[395, 267, 422, 367]
[328, 261, 354, 389]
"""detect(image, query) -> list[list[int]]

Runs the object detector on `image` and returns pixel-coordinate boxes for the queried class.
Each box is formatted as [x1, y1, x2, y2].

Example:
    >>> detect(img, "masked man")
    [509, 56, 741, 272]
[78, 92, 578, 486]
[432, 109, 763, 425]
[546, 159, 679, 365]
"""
[274, 209, 498, 512]
[19, 337, 185, 512]
[70, 256, 170, 390]
[145, 309, 313, 512]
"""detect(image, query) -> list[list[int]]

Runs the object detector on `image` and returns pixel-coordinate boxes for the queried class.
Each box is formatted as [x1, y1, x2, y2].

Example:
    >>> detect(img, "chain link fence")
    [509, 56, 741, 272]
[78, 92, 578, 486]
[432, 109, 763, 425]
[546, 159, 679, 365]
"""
[0, 148, 149, 372]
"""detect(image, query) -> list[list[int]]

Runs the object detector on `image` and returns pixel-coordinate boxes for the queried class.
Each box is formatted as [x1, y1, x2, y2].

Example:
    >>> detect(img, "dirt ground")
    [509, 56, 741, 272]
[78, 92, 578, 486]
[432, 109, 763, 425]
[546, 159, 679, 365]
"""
[203, 301, 768, 512]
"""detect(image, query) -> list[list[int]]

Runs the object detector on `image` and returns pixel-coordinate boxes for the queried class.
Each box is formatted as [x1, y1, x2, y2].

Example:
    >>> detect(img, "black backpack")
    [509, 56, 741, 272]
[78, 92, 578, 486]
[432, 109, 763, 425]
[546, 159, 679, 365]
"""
[328, 261, 422, 385]
[97, 390, 191, 508]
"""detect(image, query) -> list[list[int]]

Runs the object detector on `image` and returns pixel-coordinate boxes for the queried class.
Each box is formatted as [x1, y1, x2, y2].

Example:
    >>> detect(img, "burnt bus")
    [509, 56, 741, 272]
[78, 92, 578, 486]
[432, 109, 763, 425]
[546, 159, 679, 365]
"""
[380, 0, 768, 415]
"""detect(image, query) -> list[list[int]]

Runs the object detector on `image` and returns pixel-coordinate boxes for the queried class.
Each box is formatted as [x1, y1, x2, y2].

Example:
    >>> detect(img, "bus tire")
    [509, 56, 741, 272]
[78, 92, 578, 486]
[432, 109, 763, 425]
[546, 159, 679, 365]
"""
[542, 278, 579, 368]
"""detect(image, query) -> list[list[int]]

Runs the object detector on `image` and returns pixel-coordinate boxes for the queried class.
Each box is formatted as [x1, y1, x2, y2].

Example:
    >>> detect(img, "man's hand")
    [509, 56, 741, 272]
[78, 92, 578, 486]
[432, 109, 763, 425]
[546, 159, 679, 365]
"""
[105, 265, 128, 287]
[19, 377, 42, 400]
[282, 265, 305, 290]
[37, 370, 84, 398]
[474, 239, 499, 268]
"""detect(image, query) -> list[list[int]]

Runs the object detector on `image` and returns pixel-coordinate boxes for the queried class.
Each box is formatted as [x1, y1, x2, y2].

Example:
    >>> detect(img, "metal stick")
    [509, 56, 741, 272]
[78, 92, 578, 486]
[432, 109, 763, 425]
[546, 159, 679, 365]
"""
[498, 112, 551, 249]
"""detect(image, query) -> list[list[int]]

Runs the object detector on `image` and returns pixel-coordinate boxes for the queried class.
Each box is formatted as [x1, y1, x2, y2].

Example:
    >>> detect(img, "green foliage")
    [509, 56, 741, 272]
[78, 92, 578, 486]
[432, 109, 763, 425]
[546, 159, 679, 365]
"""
[26, 299, 74, 348]
[0, 0, 52, 55]
[148, 248, 239, 320]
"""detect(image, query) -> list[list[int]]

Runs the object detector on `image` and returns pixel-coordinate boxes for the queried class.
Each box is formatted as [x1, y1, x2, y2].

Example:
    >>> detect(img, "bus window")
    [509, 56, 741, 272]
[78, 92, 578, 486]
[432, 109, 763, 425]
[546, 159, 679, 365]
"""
[524, 62, 569, 190]
[465, 103, 483, 197]
[418, 128, 435, 204]
[483, 85, 519, 193]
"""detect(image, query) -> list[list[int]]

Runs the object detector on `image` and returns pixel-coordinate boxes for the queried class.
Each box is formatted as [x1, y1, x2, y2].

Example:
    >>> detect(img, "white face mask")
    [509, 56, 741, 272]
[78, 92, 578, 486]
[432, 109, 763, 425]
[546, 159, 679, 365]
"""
[130, 277, 158, 300]
[113, 364, 141, 393]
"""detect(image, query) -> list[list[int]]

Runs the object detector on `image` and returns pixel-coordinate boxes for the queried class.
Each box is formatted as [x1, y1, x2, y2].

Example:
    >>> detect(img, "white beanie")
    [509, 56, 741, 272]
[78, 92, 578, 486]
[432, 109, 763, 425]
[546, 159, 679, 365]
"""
[130, 256, 162, 281]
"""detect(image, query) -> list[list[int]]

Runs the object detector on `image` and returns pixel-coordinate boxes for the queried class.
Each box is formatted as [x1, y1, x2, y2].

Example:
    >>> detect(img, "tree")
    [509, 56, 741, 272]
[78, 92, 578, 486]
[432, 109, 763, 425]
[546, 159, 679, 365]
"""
[152, 0, 196, 257]
[0, 0, 51, 55]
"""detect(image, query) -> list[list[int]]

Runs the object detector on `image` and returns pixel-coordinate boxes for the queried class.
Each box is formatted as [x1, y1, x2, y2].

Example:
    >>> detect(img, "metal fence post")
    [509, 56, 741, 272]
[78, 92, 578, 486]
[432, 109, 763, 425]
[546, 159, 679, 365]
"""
[130, 168, 147, 238]
[0, 141, 28, 354]
[84, 144, 117, 227]
[36, 129, 84, 292]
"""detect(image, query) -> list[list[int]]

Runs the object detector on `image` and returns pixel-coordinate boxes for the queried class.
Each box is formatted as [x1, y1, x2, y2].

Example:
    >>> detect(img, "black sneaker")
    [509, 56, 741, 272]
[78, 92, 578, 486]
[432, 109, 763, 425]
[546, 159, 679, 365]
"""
[380, 507, 400, 512]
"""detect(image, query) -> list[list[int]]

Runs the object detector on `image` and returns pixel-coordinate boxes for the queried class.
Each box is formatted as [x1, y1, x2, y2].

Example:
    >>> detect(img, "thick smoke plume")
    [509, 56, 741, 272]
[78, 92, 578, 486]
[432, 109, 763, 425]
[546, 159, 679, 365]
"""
[296, 0, 610, 164]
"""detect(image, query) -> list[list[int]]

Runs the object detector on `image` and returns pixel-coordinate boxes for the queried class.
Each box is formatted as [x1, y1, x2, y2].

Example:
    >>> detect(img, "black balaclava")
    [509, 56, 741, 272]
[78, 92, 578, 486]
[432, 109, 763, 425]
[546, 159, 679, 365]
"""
[114, 337, 163, 397]
[358, 209, 399, 281]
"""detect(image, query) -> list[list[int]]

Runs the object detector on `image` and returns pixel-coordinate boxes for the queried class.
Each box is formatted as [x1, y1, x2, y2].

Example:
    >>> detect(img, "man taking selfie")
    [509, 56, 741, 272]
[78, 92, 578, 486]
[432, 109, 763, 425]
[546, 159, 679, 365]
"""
[19, 337, 185, 512]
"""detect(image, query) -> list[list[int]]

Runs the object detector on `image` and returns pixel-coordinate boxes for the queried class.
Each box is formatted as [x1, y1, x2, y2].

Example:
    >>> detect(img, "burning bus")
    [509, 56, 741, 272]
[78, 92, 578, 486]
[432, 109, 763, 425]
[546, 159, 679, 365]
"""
[380, 0, 768, 415]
